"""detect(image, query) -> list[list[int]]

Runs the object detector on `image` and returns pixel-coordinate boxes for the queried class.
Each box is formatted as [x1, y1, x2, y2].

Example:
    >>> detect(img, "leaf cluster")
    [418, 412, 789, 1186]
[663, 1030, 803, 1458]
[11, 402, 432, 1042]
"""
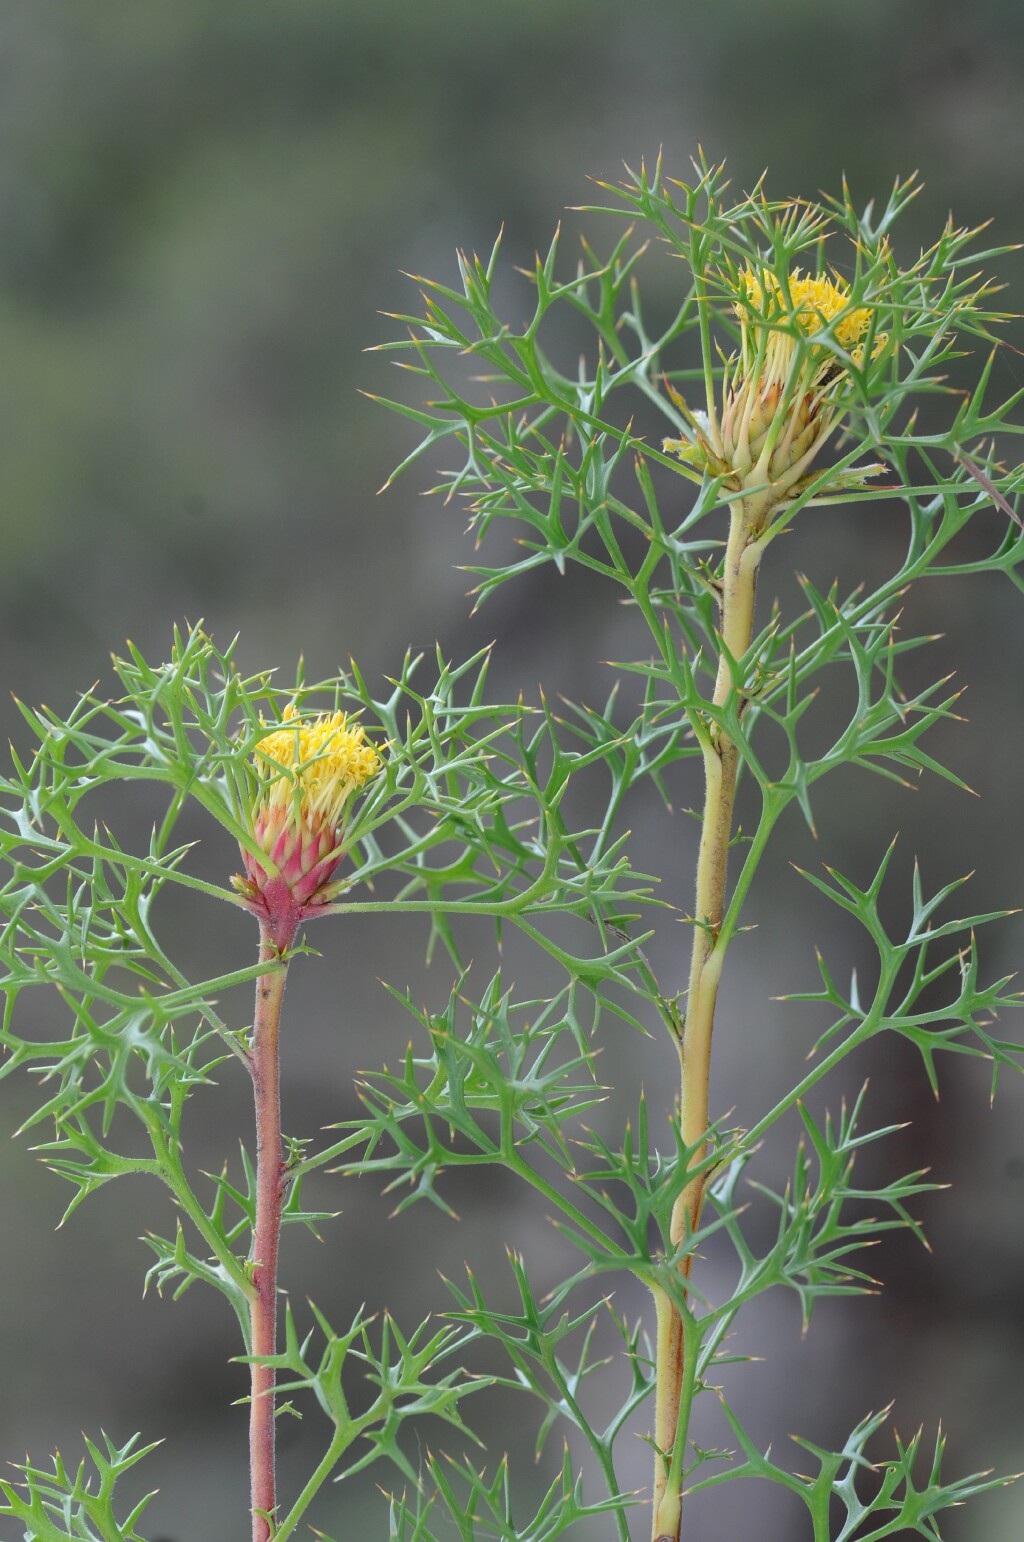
[0, 1434, 160, 1542]
[2, 157, 1022, 1541]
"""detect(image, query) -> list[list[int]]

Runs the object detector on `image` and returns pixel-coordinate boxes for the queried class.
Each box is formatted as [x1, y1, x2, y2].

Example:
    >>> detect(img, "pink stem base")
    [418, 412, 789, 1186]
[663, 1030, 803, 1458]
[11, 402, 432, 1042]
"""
[248, 912, 297, 1542]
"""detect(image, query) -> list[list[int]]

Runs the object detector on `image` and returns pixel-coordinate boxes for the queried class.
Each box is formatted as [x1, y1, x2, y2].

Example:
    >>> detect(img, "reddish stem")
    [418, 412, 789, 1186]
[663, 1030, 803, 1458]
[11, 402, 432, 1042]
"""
[249, 918, 295, 1542]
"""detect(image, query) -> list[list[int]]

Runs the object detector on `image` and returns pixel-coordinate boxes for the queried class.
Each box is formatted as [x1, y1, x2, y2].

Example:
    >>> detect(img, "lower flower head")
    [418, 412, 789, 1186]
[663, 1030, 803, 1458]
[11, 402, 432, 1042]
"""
[238, 703, 381, 912]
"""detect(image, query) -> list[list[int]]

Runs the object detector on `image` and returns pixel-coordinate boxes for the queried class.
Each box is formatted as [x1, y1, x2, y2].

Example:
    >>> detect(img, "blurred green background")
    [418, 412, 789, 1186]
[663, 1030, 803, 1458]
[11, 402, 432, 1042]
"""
[1, 2, 1023, 1538]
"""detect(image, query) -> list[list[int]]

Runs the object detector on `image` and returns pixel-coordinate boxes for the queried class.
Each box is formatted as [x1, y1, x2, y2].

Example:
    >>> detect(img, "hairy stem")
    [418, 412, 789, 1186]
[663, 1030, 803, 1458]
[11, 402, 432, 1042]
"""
[652, 497, 763, 1542]
[249, 924, 294, 1542]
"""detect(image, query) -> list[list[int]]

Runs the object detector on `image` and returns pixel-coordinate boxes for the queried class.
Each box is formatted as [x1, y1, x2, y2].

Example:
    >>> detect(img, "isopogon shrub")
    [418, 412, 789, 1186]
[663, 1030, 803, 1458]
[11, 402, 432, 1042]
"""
[1, 156, 1022, 1542]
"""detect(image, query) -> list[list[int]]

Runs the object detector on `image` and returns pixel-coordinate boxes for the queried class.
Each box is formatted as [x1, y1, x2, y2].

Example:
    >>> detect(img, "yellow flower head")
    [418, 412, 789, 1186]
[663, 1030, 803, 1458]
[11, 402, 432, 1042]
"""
[253, 703, 381, 832]
[735, 267, 875, 395]
[238, 703, 382, 914]
[662, 264, 884, 526]
[737, 268, 872, 349]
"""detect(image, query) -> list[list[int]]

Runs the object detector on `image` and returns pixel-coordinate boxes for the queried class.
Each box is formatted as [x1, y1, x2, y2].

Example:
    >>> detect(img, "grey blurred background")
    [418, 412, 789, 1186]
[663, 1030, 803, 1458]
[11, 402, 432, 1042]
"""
[0, 2, 1022, 1538]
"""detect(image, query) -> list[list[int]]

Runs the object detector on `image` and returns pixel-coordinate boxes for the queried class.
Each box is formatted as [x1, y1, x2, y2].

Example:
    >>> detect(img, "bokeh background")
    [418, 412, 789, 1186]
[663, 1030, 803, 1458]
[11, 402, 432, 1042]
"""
[1, 2, 1023, 1539]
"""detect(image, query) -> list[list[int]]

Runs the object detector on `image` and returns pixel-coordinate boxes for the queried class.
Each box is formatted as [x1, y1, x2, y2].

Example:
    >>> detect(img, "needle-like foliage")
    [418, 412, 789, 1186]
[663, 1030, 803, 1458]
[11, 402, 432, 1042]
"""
[1, 157, 1022, 1540]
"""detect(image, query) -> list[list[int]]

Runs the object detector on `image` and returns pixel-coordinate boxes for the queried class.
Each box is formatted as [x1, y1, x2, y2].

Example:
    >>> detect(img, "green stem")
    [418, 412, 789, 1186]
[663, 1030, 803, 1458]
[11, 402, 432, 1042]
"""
[146, 1103, 254, 1335]
[743, 958, 900, 1149]
[272, 1429, 353, 1542]
[714, 798, 781, 957]
[691, 251, 717, 430]
[505, 1150, 626, 1259]
[551, 1369, 630, 1542]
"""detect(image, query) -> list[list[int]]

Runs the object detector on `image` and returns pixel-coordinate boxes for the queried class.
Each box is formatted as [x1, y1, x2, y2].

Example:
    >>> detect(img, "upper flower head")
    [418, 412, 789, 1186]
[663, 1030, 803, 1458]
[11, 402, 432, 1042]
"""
[664, 263, 884, 526]
[735, 268, 876, 392]
[238, 704, 382, 923]
[737, 268, 872, 347]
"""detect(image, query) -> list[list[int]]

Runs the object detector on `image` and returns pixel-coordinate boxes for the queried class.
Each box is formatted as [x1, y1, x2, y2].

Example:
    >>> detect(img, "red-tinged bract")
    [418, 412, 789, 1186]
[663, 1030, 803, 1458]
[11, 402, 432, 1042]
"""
[236, 703, 381, 945]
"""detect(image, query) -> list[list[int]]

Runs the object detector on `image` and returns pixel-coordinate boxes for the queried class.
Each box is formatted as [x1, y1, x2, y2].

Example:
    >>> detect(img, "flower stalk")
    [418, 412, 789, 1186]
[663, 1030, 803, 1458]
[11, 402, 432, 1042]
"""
[651, 494, 764, 1542]
[248, 925, 294, 1542]
[237, 703, 381, 1540]
[652, 264, 884, 1540]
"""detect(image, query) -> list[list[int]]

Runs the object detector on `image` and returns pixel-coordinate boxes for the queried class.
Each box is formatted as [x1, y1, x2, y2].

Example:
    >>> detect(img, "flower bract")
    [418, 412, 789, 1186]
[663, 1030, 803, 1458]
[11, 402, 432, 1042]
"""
[664, 264, 885, 528]
[238, 703, 381, 920]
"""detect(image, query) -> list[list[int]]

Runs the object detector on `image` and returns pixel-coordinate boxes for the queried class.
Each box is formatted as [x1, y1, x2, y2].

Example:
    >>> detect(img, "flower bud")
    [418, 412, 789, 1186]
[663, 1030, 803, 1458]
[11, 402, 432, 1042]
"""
[236, 704, 381, 931]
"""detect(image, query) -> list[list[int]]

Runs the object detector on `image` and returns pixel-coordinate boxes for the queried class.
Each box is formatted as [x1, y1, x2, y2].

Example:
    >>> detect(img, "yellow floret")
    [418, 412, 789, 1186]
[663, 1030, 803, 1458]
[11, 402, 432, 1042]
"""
[737, 268, 872, 349]
[254, 703, 381, 829]
[662, 260, 885, 522]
